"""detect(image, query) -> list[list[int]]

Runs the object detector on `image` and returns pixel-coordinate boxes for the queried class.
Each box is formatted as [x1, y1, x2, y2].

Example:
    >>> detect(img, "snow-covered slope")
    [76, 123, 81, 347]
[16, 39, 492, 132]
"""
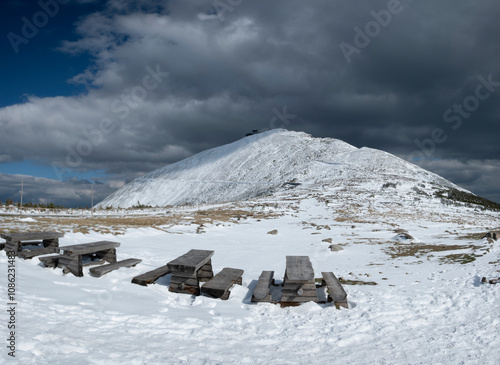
[97, 129, 463, 208]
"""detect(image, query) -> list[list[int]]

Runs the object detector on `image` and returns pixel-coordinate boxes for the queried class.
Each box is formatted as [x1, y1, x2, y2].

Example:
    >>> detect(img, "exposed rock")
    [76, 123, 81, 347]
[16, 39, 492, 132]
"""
[394, 229, 414, 240]
[322, 238, 333, 243]
[483, 231, 498, 241]
[329, 244, 344, 252]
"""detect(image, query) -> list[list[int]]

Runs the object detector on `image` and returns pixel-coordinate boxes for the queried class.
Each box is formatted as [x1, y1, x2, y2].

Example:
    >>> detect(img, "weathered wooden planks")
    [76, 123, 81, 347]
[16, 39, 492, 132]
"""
[168, 250, 215, 295]
[1, 231, 64, 242]
[167, 249, 214, 273]
[18, 246, 58, 259]
[82, 259, 106, 267]
[252, 271, 274, 302]
[39, 254, 64, 268]
[481, 276, 500, 284]
[52, 241, 120, 277]
[131, 265, 172, 286]
[201, 267, 244, 300]
[280, 295, 320, 303]
[95, 248, 117, 263]
[59, 255, 83, 277]
[4, 241, 20, 254]
[58, 241, 120, 255]
[321, 271, 348, 308]
[197, 261, 214, 282]
[281, 256, 318, 306]
[169, 272, 200, 295]
[1, 231, 63, 258]
[89, 258, 142, 277]
[285, 256, 315, 282]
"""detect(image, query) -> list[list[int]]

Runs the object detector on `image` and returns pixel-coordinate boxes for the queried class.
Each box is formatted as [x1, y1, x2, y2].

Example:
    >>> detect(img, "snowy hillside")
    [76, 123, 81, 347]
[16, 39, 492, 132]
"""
[97, 129, 464, 208]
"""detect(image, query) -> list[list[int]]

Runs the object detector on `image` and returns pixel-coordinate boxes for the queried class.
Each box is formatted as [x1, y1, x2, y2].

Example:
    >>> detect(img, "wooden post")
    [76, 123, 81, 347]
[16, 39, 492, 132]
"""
[20, 179, 23, 215]
[91, 184, 94, 218]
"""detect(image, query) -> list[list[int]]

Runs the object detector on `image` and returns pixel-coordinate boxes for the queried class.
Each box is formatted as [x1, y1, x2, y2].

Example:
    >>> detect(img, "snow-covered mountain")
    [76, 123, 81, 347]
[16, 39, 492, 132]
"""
[97, 129, 466, 208]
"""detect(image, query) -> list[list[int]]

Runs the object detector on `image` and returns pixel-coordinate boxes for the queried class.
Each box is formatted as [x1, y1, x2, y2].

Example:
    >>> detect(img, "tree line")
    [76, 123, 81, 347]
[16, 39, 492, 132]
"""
[1, 199, 65, 209]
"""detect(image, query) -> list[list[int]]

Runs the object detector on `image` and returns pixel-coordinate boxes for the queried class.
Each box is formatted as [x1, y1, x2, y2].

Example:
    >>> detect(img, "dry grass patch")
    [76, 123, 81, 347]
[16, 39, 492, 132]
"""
[384, 243, 482, 259]
[338, 278, 378, 285]
[439, 253, 481, 265]
[0, 206, 280, 235]
[456, 232, 489, 241]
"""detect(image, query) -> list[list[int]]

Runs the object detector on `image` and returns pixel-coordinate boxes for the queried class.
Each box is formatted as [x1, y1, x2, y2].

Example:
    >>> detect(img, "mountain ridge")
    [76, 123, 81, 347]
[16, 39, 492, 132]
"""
[96, 129, 468, 208]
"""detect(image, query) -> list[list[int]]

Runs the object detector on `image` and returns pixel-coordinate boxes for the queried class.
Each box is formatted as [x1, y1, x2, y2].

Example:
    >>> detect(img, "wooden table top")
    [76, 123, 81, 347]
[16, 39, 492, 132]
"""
[285, 256, 315, 282]
[167, 249, 214, 272]
[0, 231, 64, 242]
[59, 241, 120, 255]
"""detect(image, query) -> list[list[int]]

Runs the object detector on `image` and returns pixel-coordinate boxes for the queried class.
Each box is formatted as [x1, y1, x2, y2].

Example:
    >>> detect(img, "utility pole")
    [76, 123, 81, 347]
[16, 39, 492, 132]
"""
[91, 184, 94, 218]
[20, 179, 23, 215]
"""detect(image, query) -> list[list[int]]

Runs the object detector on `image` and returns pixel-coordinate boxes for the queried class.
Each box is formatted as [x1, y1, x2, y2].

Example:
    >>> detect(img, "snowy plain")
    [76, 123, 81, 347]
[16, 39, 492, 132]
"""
[1, 182, 500, 365]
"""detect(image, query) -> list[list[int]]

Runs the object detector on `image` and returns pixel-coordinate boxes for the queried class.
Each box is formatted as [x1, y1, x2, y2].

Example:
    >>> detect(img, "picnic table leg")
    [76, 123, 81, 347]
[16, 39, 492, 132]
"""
[97, 248, 117, 263]
[42, 238, 59, 248]
[197, 259, 214, 282]
[169, 273, 201, 295]
[59, 255, 83, 277]
[4, 240, 20, 256]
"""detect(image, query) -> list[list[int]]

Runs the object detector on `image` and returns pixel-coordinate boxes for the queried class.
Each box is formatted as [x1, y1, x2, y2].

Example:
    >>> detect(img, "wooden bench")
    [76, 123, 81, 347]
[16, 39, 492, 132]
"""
[131, 265, 172, 286]
[251, 271, 274, 303]
[201, 267, 244, 300]
[39, 254, 64, 268]
[50, 241, 120, 277]
[321, 272, 348, 308]
[167, 249, 215, 295]
[1, 231, 63, 258]
[89, 258, 142, 277]
[481, 277, 500, 284]
[280, 256, 318, 306]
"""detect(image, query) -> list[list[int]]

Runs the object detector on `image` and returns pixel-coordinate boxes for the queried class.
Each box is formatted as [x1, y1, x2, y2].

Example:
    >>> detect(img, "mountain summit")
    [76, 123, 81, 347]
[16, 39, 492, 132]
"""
[97, 129, 466, 208]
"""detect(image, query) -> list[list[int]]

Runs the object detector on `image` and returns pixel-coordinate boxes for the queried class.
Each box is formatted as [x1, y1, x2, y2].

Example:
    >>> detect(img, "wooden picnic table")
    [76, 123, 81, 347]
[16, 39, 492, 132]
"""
[40, 241, 120, 277]
[1, 231, 64, 259]
[280, 256, 318, 306]
[167, 249, 214, 295]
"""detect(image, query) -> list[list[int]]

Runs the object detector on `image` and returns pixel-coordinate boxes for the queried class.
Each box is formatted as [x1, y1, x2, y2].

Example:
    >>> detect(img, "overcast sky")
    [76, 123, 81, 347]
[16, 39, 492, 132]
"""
[0, 0, 499, 207]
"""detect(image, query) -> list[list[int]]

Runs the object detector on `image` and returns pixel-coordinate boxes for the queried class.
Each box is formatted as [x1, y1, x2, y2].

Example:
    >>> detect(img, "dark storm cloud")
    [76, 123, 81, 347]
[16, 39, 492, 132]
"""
[0, 173, 119, 208]
[0, 0, 498, 205]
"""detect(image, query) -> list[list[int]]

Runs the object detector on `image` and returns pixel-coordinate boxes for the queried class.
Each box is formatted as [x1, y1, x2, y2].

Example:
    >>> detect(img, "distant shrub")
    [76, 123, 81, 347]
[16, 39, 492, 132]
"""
[382, 182, 397, 189]
[131, 202, 153, 209]
[435, 188, 500, 211]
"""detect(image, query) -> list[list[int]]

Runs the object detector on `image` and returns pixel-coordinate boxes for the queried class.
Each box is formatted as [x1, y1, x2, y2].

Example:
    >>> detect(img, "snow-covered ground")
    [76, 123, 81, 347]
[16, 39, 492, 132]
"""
[1, 184, 499, 364]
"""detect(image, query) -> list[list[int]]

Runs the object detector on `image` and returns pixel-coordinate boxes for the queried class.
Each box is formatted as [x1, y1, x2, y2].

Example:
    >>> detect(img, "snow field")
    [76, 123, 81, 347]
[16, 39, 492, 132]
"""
[1, 192, 499, 364]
